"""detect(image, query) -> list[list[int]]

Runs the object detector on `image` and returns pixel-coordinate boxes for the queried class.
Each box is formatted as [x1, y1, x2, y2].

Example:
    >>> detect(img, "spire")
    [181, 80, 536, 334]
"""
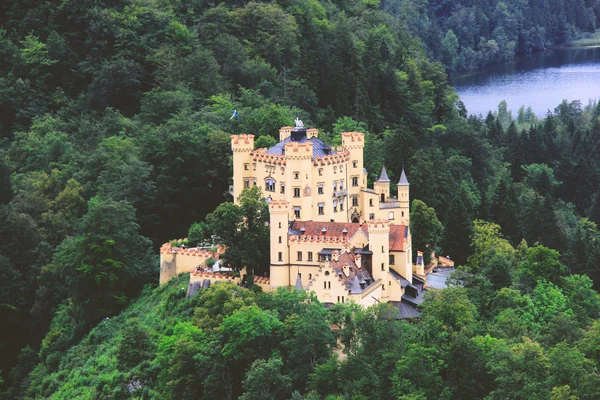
[398, 167, 409, 186]
[377, 166, 390, 182]
[294, 273, 304, 290]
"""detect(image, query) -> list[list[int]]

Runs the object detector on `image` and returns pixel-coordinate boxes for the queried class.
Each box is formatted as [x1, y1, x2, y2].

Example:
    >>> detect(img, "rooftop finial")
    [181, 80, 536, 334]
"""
[295, 117, 304, 128]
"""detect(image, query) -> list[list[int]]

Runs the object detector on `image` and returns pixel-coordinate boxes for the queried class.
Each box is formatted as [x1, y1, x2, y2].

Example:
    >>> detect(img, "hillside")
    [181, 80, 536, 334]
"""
[1, 0, 600, 398]
[17, 231, 600, 400]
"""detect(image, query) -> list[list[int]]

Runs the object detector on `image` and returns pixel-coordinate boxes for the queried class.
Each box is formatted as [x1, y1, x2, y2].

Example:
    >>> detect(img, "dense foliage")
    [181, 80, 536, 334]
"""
[386, 0, 600, 71]
[1, 0, 600, 397]
[18, 232, 600, 399]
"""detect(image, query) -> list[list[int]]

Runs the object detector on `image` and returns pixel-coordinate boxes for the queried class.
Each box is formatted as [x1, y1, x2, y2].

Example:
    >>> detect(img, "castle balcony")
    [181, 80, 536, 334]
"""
[333, 189, 348, 198]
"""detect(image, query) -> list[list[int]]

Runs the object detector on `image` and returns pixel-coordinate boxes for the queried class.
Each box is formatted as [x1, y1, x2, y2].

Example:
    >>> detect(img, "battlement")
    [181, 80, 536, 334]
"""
[290, 235, 352, 246]
[341, 131, 365, 148]
[367, 219, 391, 234]
[252, 150, 287, 165]
[231, 134, 255, 151]
[307, 128, 318, 139]
[313, 150, 350, 166]
[284, 141, 313, 159]
[269, 200, 290, 214]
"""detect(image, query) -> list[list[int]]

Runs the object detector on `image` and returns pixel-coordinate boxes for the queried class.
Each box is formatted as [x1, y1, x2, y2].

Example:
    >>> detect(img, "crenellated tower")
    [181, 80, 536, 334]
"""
[368, 219, 390, 282]
[269, 200, 291, 287]
[231, 134, 255, 204]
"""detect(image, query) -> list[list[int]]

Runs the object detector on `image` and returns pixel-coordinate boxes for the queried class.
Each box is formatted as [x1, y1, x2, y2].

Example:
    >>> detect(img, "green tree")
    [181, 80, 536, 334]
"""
[240, 357, 292, 400]
[410, 199, 443, 265]
[206, 186, 270, 275]
[442, 184, 475, 265]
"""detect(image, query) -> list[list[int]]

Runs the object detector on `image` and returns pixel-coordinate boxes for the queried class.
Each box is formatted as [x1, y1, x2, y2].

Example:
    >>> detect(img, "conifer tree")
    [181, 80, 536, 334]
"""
[442, 185, 474, 265]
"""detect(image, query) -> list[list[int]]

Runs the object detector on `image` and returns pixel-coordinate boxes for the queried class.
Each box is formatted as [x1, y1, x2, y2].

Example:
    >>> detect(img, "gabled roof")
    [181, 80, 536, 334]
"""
[377, 166, 390, 182]
[398, 168, 409, 186]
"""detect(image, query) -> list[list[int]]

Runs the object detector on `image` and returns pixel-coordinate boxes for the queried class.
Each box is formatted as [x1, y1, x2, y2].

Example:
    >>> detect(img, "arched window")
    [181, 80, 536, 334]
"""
[388, 211, 395, 220]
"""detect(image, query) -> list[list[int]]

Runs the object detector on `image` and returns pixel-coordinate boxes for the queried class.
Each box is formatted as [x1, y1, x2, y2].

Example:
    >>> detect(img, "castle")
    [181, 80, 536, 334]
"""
[160, 122, 453, 316]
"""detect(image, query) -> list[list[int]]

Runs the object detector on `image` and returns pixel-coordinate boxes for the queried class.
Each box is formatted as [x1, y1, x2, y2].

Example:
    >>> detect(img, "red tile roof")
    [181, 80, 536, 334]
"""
[289, 221, 407, 251]
[389, 225, 407, 252]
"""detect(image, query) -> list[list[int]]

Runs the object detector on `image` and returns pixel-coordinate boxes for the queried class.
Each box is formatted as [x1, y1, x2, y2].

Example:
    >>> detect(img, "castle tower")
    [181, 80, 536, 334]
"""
[398, 167, 410, 224]
[231, 134, 255, 204]
[269, 200, 291, 288]
[342, 132, 365, 215]
[368, 220, 390, 282]
[284, 133, 313, 221]
[374, 166, 391, 203]
[279, 126, 292, 141]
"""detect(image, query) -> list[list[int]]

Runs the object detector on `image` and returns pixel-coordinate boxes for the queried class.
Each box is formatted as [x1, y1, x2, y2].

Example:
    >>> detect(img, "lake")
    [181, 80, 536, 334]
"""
[450, 47, 600, 118]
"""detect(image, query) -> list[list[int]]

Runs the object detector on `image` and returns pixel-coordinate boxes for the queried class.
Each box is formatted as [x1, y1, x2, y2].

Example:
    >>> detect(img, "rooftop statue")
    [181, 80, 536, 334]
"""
[294, 117, 304, 128]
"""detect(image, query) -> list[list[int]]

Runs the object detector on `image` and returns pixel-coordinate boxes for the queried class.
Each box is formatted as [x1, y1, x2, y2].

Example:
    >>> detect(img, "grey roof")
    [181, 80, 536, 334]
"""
[398, 168, 409, 186]
[397, 302, 422, 319]
[426, 267, 457, 289]
[349, 275, 363, 294]
[265, 135, 336, 158]
[379, 201, 401, 209]
[363, 168, 368, 175]
[389, 269, 411, 288]
[388, 301, 422, 319]
[377, 166, 390, 182]
[294, 273, 304, 290]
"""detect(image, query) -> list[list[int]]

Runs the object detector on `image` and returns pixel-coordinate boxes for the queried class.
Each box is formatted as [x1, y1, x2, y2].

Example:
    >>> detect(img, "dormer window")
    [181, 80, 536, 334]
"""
[321, 227, 327, 235]
[342, 228, 348, 237]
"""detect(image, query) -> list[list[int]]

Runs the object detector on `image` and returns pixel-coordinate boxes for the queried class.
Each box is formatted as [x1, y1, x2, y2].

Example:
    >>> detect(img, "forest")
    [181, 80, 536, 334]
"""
[0, 0, 600, 398]
[387, 0, 600, 71]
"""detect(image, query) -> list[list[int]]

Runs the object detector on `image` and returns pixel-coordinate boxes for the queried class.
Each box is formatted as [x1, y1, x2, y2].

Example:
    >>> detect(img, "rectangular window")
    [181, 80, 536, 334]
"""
[318, 184, 324, 195]
[340, 199, 344, 211]
[339, 181, 343, 190]
[297, 251, 302, 261]
[352, 176, 358, 187]
[280, 183, 285, 194]
[308, 252, 313, 261]
[294, 187, 301, 198]
[278, 252, 283, 261]
[369, 199, 373, 207]
[324, 282, 327, 289]
[353, 161, 358, 168]
[253, 163, 256, 171]
[381, 263, 385, 271]
[244, 163, 249, 171]
[389, 255, 395, 265]
[369, 213, 375, 220]
[253, 179, 257, 186]
[265, 179, 275, 192]
[294, 208, 301, 219]
[333, 200, 337, 213]
[328, 281, 331, 289]
[294, 172, 299, 179]
[318, 203, 324, 215]
[352, 196, 358, 207]
[279, 236, 282, 244]
[244, 180, 250, 188]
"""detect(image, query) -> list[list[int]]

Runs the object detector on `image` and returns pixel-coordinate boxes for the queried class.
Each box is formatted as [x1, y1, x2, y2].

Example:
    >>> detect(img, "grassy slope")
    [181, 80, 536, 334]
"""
[26, 275, 193, 399]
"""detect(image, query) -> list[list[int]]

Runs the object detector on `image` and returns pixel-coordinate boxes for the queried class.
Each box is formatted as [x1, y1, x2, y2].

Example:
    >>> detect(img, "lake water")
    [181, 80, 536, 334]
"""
[450, 47, 600, 118]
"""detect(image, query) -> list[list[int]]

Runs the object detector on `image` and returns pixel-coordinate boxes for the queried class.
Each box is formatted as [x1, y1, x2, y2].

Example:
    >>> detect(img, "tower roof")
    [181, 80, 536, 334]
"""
[398, 167, 409, 186]
[377, 166, 390, 182]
